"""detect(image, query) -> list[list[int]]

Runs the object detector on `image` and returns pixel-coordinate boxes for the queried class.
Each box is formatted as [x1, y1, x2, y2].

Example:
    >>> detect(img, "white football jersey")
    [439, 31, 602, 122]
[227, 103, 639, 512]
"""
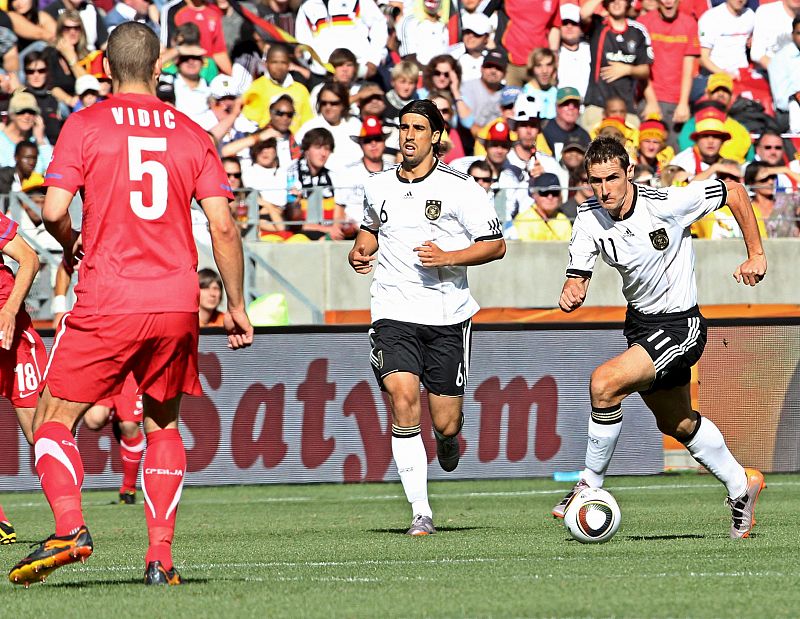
[362, 160, 503, 325]
[567, 180, 728, 314]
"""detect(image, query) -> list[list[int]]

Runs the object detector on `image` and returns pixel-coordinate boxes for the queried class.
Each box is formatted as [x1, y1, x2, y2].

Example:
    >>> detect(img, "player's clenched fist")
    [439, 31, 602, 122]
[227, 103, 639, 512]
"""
[559, 277, 588, 312]
[733, 253, 767, 287]
[349, 244, 376, 274]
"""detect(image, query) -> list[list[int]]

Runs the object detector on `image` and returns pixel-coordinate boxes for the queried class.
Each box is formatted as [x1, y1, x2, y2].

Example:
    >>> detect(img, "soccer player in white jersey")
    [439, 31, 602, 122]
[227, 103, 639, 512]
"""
[552, 136, 768, 539]
[348, 99, 506, 536]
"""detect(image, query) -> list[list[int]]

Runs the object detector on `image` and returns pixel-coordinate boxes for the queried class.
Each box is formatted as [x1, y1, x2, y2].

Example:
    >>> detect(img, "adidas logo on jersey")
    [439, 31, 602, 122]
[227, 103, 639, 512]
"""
[403, 191, 413, 199]
[622, 227, 635, 238]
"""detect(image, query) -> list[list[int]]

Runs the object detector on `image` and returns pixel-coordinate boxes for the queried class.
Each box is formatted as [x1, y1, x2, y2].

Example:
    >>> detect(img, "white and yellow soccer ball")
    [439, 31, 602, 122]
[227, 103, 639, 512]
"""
[563, 487, 621, 544]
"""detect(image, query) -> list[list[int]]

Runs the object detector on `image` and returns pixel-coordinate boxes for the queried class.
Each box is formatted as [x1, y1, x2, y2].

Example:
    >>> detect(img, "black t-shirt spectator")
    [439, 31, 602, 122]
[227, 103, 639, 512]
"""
[42, 46, 76, 96]
[29, 88, 63, 144]
[584, 14, 653, 112]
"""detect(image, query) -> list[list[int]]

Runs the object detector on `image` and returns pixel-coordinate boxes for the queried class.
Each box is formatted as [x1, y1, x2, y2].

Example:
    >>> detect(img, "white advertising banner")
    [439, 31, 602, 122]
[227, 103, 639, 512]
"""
[0, 327, 664, 491]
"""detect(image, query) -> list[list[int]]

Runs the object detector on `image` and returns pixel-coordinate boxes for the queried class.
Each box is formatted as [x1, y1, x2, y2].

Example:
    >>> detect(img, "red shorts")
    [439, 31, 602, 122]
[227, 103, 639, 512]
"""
[0, 313, 47, 408]
[44, 312, 200, 403]
[95, 373, 143, 423]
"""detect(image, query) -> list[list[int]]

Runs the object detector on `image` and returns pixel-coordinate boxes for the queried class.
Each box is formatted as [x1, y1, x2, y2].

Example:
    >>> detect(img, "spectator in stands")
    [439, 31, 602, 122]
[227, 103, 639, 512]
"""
[160, 22, 220, 85]
[105, 0, 160, 36]
[461, 49, 507, 136]
[496, 0, 560, 86]
[295, 81, 362, 172]
[196, 75, 257, 152]
[284, 127, 345, 240]
[596, 115, 637, 160]
[221, 155, 248, 232]
[557, 3, 590, 98]
[580, 0, 653, 130]
[670, 115, 734, 180]
[256, 0, 295, 37]
[0, 90, 51, 174]
[677, 79, 754, 163]
[559, 135, 588, 177]
[636, 117, 674, 175]
[198, 268, 226, 327]
[467, 159, 495, 194]
[161, 0, 232, 75]
[659, 164, 689, 188]
[173, 43, 212, 116]
[449, 11, 491, 83]
[768, 17, 800, 131]
[397, 0, 450, 67]
[751, 0, 800, 72]
[479, 119, 516, 184]
[22, 51, 62, 145]
[561, 168, 592, 220]
[638, 0, 699, 147]
[242, 137, 288, 237]
[431, 91, 465, 163]
[223, 93, 301, 168]
[382, 61, 420, 129]
[45, 0, 107, 52]
[309, 48, 361, 115]
[335, 116, 393, 235]
[294, 0, 386, 82]
[354, 81, 387, 122]
[522, 48, 558, 120]
[43, 11, 90, 108]
[72, 74, 102, 111]
[542, 87, 591, 160]
[241, 43, 313, 135]
[507, 92, 564, 184]
[8, 0, 56, 53]
[511, 172, 572, 241]
[697, 0, 754, 81]
[748, 131, 800, 195]
[0, 141, 41, 195]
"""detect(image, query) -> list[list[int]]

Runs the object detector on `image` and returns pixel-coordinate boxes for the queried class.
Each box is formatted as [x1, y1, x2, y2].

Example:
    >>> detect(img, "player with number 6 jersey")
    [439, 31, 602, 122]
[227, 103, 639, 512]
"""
[9, 22, 253, 588]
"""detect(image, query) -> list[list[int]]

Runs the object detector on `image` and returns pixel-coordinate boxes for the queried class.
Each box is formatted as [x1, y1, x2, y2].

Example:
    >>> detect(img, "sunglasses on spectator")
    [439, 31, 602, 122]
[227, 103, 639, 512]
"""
[562, 19, 580, 26]
[436, 107, 452, 116]
[15, 109, 39, 116]
[320, 99, 342, 107]
[471, 175, 496, 184]
[62, 24, 81, 32]
[178, 55, 203, 63]
[462, 29, 484, 36]
[227, 172, 242, 179]
[716, 173, 741, 182]
[755, 175, 777, 183]
[361, 136, 385, 144]
[537, 190, 561, 198]
[272, 110, 294, 117]
[486, 140, 510, 149]
[761, 145, 783, 150]
[25, 67, 47, 75]
[433, 70, 450, 77]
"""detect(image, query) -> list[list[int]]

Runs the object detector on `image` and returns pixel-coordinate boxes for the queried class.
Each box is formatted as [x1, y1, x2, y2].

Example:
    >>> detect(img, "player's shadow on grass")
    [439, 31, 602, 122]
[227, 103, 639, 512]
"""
[48, 577, 212, 588]
[620, 533, 708, 541]
[370, 526, 485, 535]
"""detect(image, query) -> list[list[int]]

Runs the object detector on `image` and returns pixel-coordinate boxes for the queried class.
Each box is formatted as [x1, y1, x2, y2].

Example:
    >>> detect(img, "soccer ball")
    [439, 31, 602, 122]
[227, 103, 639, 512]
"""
[563, 487, 621, 544]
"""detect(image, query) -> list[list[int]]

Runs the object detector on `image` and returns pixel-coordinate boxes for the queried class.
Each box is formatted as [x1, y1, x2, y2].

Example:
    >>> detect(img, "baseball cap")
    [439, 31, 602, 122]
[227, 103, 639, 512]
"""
[75, 74, 101, 96]
[350, 115, 390, 143]
[690, 118, 732, 142]
[484, 119, 511, 143]
[529, 172, 561, 192]
[562, 134, 588, 153]
[500, 85, 521, 107]
[560, 3, 580, 23]
[639, 118, 668, 142]
[209, 75, 239, 99]
[482, 49, 508, 70]
[556, 86, 581, 106]
[269, 93, 294, 108]
[156, 80, 176, 104]
[8, 90, 40, 115]
[706, 73, 734, 94]
[461, 11, 491, 36]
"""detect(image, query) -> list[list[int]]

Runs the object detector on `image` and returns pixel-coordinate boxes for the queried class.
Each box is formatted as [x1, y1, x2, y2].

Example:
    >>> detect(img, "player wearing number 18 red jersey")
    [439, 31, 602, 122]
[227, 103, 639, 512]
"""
[9, 22, 254, 588]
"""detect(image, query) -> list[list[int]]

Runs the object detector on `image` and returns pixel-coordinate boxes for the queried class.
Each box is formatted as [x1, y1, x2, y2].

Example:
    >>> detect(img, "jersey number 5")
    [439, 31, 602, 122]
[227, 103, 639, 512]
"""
[128, 136, 167, 220]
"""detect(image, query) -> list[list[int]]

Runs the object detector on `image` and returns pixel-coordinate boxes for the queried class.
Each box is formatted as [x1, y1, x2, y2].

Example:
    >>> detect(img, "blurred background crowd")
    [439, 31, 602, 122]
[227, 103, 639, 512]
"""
[1, 0, 799, 244]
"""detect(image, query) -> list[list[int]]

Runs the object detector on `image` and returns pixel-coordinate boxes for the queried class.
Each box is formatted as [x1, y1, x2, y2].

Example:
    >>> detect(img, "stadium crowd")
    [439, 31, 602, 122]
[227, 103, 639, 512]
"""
[0, 0, 799, 242]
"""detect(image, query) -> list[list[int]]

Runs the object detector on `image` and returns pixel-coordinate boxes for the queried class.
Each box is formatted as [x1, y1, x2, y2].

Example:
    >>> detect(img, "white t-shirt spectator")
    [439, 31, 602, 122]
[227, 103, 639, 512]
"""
[698, 3, 755, 73]
[242, 161, 288, 207]
[397, 14, 449, 66]
[174, 75, 211, 117]
[557, 42, 591, 99]
[294, 115, 364, 173]
[750, 1, 795, 65]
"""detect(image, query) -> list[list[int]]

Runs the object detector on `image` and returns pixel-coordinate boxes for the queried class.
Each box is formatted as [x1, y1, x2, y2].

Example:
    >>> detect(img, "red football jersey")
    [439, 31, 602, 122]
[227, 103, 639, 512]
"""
[0, 212, 19, 306]
[44, 93, 233, 316]
[174, 4, 227, 56]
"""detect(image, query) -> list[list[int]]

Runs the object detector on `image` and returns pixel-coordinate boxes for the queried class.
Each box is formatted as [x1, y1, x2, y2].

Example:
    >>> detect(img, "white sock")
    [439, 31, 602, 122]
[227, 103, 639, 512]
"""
[392, 428, 432, 518]
[684, 414, 747, 499]
[582, 406, 623, 488]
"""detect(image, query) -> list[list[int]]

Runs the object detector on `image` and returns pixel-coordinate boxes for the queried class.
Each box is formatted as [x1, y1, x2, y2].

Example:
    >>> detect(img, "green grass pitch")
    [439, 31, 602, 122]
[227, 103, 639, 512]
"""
[1, 473, 798, 618]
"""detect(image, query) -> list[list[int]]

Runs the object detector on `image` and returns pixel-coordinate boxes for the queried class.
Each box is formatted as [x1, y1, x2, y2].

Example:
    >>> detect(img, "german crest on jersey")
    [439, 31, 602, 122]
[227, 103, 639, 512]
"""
[649, 228, 669, 251]
[425, 200, 442, 221]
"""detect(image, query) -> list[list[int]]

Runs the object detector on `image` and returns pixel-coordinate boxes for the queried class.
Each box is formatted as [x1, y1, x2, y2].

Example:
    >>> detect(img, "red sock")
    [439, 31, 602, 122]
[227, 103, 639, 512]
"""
[119, 430, 145, 493]
[142, 429, 185, 570]
[34, 421, 85, 536]
[0, 503, 7, 522]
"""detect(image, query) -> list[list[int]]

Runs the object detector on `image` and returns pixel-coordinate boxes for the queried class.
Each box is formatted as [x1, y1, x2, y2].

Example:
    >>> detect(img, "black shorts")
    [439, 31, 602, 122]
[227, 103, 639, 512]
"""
[369, 318, 472, 396]
[623, 305, 707, 394]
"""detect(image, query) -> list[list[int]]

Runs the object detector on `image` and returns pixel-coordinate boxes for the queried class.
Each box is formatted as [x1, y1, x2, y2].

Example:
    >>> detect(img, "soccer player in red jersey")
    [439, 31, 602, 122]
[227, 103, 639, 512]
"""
[83, 373, 145, 505]
[0, 212, 47, 546]
[8, 22, 254, 588]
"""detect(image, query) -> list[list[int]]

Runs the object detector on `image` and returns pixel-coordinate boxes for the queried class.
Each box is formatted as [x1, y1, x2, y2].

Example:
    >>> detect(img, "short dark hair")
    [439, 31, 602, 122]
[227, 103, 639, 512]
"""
[793, 15, 800, 30]
[221, 156, 240, 168]
[107, 22, 160, 86]
[328, 48, 357, 67]
[24, 50, 47, 69]
[584, 136, 630, 174]
[15, 141, 38, 157]
[399, 99, 445, 155]
[251, 137, 278, 163]
[316, 82, 350, 117]
[467, 160, 492, 176]
[301, 127, 335, 152]
[744, 160, 770, 186]
[198, 268, 222, 289]
[266, 43, 291, 61]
